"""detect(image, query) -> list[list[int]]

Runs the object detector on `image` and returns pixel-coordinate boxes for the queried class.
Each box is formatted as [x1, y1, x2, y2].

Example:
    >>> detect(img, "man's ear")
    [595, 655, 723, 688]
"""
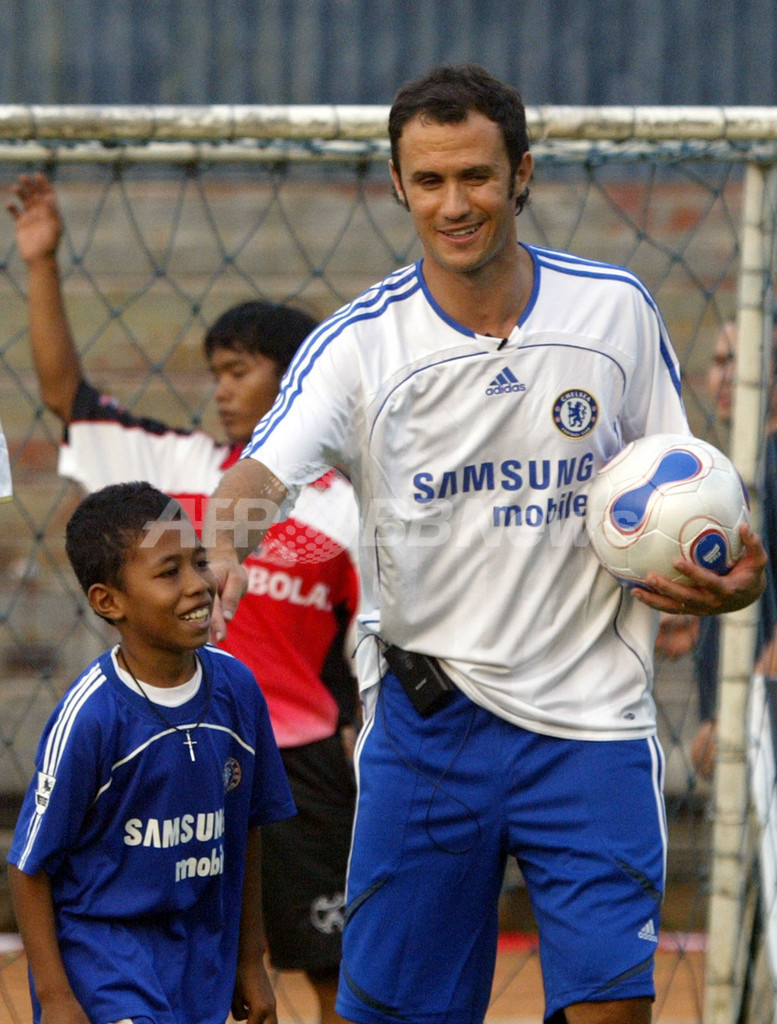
[87, 582, 126, 624]
[389, 160, 408, 209]
[512, 150, 534, 198]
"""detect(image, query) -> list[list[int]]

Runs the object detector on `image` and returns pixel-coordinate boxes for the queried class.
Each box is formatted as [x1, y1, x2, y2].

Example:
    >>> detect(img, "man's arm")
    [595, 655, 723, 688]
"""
[205, 457, 289, 640]
[7, 173, 82, 423]
[7, 864, 90, 1024]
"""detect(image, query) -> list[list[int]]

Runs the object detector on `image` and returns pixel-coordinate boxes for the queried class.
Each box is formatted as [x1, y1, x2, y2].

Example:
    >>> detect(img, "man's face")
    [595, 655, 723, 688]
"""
[389, 111, 533, 280]
[208, 347, 282, 445]
[708, 322, 737, 424]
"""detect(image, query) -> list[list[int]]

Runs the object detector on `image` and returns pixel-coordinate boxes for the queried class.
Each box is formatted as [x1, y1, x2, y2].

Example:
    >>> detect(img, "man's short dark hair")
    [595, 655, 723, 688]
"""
[388, 63, 531, 215]
[203, 301, 318, 376]
[66, 481, 182, 594]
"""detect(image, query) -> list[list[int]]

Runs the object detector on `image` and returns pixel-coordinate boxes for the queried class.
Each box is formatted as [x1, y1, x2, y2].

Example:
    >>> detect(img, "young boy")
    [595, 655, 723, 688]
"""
[8, 173, 359, 1024]
[7, 481, 296, 1024]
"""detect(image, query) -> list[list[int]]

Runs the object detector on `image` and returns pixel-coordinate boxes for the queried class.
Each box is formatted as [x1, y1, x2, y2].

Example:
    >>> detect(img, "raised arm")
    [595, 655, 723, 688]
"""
[205, 457, 289, 640]
[8, 865, 90, 1024]
[7, 173, 82, 423]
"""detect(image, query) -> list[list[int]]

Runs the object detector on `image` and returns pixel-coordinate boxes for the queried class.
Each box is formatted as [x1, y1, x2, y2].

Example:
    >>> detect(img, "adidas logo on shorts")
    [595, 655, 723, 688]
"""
[486, 366, 526, 395]
[638, 919, 658, 943]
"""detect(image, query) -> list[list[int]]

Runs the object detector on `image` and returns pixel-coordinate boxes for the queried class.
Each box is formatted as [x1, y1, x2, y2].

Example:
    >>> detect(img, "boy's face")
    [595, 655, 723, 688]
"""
[104, 523, 217, 655]
[208, 346, 283, 445]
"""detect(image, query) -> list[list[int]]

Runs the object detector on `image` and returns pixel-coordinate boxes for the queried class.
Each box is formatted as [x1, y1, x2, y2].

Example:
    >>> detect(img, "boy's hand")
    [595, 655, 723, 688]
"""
[231, 961, 278, 1024]
[7, 173, 63, 264]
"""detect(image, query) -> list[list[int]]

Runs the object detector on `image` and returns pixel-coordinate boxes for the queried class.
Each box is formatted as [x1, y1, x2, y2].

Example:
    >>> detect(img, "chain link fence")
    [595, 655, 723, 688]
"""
[0, 108, 776, 1022]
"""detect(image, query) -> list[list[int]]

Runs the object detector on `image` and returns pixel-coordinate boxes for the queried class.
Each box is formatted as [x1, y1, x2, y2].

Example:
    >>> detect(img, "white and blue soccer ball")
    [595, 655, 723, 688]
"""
[585, 433, 750, 586]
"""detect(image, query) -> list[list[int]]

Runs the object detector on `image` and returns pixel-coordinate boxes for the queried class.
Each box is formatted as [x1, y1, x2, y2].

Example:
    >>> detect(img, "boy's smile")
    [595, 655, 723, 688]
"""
[104, 524, 217, 680]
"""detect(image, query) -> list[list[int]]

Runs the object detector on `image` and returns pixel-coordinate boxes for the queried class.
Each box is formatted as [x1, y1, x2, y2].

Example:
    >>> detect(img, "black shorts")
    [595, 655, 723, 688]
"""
[261, 731, 357, 973]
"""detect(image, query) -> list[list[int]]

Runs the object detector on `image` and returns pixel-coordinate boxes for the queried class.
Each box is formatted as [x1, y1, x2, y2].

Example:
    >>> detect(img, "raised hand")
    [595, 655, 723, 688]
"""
[7, 173, 63, 264]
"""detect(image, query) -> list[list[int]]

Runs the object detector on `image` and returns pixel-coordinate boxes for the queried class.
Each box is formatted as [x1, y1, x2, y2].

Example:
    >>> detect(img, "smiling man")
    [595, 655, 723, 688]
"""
[207, 64, 767, 1024]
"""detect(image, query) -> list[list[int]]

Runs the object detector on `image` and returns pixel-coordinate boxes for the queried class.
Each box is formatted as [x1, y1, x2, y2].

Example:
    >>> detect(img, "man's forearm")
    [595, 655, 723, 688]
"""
[206, 457, 288, 564]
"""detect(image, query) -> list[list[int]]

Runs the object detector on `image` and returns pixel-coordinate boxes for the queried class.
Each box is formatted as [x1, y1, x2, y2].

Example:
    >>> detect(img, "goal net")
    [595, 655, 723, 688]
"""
[1, 105, 777, 1024]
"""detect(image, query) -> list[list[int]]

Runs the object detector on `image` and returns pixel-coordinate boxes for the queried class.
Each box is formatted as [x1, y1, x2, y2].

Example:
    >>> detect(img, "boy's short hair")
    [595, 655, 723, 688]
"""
[203, 301, 318, 376]
[66, 481, 182, 594]
[388, 63, 531, 214]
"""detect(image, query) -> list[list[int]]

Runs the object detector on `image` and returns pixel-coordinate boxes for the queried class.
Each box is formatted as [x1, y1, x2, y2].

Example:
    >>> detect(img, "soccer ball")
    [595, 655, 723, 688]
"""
[585, 433, 749, 586]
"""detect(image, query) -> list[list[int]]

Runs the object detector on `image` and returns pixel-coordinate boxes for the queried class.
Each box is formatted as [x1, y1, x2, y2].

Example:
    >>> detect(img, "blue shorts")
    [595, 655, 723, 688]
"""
[336, 673, 666, 1024]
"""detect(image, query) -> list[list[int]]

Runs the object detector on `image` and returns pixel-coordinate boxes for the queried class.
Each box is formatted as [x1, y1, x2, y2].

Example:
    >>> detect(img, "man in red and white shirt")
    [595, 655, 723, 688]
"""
[9, 172, 359, 1024]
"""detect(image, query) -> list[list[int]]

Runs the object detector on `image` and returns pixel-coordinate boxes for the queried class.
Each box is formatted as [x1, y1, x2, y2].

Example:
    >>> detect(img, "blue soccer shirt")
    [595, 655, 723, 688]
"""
[9, 644, 295, 1024]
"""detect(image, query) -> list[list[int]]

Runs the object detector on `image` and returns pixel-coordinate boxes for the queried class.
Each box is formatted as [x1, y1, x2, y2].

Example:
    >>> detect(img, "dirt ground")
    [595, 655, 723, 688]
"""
[0, 932, 706, 1024]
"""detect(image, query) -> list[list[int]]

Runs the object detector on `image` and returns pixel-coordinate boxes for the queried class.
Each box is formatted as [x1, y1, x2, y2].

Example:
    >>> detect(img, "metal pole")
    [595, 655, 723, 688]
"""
[705, 161, 776, 1023]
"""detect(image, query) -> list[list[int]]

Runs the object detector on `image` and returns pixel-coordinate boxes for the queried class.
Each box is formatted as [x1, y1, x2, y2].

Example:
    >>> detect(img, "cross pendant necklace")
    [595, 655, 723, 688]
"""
[118, 648, 210, 761]
[183, 731, 197, 761]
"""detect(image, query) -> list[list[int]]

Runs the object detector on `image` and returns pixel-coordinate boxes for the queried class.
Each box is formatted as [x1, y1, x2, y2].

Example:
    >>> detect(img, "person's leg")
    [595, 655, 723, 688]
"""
[337, 673, 506, 1024]
[508, 733, 666, 1023]
[306, 967, 343, 1024]
[563, 997, 652, 1023]
[261, 735, 356, 1020]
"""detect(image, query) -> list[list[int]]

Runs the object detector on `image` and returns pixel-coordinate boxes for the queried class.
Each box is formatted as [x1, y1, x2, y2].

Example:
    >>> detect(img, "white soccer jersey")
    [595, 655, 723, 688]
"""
[56, 382, 360, 747]
[244, 246, 691, 740]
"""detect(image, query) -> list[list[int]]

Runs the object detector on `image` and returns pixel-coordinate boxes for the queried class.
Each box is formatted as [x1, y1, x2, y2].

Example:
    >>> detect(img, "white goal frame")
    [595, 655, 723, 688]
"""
[2, 104, 777, 1023]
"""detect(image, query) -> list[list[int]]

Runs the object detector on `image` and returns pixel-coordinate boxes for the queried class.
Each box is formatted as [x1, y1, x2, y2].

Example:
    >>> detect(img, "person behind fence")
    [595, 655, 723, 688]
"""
[204, 63, 768, 1024]
[7, 173, 360, 1024]
[7, 481, 296, 1024]
[684, 318, 777, 778]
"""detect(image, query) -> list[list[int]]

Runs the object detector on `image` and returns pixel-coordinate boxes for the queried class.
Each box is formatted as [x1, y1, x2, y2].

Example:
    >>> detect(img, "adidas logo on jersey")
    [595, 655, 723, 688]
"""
[638, 919, 658, 943]
[486, 366, 526, 395]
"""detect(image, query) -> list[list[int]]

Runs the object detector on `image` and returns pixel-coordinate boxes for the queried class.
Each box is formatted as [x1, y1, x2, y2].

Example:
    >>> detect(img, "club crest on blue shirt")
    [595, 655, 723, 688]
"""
[553, 389, 599, 438]
[223, 757, 242, 792]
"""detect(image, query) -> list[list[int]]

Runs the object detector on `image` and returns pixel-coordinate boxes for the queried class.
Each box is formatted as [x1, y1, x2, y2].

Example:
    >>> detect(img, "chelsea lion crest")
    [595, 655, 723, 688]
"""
[223, 757, 242, 792]
[553, 389, 598, 438]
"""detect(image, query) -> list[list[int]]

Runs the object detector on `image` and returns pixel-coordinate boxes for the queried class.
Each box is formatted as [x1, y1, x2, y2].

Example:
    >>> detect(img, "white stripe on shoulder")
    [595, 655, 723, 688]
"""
[531, 244, 648, 287]
[203, 643, 234, 660]
[247, 264, 420, 450]
[42, 665, 106, 777]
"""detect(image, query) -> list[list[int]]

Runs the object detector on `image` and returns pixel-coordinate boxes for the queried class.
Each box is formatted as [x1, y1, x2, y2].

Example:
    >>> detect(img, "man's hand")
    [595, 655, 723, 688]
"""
[208, 552, 248, 643]
[634, 523, 767, 616]
[205, 457, 289, 640]
[691, 719, 717, 779]
[654, 612, 700, 658]
[7, 173, 63, 264]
